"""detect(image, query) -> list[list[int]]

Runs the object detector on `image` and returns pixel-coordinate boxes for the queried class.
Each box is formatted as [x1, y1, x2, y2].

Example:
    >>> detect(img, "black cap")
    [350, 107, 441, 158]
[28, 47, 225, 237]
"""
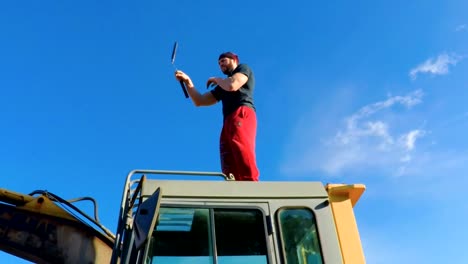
[218, 52, 239, 63]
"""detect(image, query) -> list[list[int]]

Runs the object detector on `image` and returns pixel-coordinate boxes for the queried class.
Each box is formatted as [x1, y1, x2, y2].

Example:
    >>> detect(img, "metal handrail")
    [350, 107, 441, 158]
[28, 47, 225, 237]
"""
[111, 169, 233, 263]
[125, 169, 235, 182]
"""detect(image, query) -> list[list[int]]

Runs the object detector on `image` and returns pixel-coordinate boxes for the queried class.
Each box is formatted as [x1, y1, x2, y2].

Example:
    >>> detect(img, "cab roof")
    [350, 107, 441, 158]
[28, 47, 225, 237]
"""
[141, 180, 329, 199]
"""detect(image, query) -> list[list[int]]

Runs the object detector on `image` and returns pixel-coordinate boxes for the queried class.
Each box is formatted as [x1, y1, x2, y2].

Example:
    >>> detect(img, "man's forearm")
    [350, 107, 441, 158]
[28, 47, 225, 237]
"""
[214, 73, 247, 92]
[186, 85, 204, 106]
[186, 84, 218, 107]
[215, 77, 236, 92]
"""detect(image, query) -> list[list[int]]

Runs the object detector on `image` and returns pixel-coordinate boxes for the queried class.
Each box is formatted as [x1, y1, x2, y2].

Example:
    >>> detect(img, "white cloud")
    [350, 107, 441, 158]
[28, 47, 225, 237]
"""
[337, 90, 423, 149]
[282, 90, 426, 176]
[349, 90, 423, 122]
[409, 53, 462, 80]
[394, 130, 426, 176]
[400, 130, 425, 151]
[456, 24, 467, 32]
[328, 91, 426, 175]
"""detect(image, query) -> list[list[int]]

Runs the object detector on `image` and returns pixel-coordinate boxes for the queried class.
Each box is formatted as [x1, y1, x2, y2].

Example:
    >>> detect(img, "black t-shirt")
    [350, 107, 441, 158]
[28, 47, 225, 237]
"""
[210, 63, 255, 118]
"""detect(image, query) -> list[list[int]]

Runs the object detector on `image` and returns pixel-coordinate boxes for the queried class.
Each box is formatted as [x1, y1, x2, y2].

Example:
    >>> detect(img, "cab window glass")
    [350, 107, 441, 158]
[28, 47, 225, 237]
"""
[214, 209, 268, 264]
[148, 208, 212, 264]
[277, 208, 323, 264]
[147, 207, 268, 264]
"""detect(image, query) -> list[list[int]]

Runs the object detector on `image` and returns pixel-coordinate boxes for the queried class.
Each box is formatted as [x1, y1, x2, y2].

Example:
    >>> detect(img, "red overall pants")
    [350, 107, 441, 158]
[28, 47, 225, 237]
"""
[219, 106, 259, 181]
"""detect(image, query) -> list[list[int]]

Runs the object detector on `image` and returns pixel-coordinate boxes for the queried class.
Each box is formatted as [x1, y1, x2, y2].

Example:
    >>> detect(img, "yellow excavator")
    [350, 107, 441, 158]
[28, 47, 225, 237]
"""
[0, 169, 366, 264]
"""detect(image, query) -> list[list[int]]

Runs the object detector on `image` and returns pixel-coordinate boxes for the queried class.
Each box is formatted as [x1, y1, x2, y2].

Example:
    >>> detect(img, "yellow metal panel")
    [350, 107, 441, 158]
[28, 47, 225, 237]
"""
[0, 189, 77, 221]
[0, 189, 34, 206]
[326, 184, 366, 264]
[21, 195, 78, 221]
[327, 184, 365, 207]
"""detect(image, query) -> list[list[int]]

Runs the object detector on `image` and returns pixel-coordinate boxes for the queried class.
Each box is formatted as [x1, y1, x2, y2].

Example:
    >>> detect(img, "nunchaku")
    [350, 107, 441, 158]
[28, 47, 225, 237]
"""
[171, 41, 189, 98]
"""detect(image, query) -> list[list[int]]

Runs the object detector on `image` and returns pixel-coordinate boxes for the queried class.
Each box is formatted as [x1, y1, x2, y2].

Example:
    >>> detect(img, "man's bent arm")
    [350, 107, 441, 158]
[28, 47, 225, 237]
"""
[186, 84, 217, 107]
[214, 72, 248, 92]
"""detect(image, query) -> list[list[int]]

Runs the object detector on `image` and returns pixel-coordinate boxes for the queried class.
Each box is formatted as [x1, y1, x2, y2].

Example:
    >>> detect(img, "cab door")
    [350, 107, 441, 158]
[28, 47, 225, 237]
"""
[268, 199, 343, 264]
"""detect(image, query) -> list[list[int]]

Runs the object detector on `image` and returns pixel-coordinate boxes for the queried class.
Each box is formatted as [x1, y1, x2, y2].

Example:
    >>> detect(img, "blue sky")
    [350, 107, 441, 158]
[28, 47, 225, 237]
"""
[1, 1, 467, 263]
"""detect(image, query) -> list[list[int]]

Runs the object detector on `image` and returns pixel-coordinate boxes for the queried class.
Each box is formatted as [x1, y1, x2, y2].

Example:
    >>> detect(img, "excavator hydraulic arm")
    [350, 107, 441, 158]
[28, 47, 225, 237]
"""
[0, 188, 115, 264]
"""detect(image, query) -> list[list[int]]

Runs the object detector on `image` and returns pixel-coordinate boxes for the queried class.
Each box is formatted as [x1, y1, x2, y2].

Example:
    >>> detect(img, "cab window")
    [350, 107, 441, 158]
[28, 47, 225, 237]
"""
[147, 207, 268, 264]
[148, 208, 212, 264]
[214, 209, 267, 264]
[277, 208, 323, 264]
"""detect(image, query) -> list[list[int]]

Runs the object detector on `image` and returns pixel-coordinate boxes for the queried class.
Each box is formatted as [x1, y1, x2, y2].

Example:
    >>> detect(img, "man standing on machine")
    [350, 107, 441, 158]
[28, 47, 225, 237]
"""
[174, 52, 259, 181]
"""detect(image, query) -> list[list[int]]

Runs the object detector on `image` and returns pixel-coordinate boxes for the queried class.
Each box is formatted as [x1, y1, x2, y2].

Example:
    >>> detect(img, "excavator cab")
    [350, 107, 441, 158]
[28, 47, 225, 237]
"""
[0, 169, 366, 263]
[110, 169, 366, 264]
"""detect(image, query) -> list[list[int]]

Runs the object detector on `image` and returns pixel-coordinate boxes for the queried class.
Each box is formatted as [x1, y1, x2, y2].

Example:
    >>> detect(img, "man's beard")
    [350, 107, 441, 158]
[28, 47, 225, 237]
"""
[222, 67, 232, 75]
